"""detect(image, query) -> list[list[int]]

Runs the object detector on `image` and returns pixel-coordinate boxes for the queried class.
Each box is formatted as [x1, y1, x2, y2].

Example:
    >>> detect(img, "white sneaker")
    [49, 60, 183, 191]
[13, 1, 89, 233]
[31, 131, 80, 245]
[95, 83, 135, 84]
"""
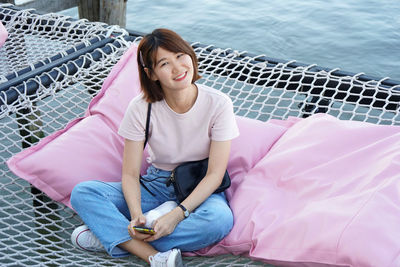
[144, 201, 178, 228]
[71, 225, 104, 252]
[149, 248, 184, 267]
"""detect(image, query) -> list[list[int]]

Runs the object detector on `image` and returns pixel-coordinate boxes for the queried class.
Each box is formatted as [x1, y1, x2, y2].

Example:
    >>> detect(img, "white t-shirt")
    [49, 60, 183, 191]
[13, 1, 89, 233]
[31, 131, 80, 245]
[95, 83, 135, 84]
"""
[118, 83, 239, 171]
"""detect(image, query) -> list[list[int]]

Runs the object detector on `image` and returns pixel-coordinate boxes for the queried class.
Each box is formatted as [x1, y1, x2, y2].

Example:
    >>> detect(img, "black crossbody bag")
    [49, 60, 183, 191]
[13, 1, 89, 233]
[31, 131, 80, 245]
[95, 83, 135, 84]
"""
[140, 103, 231, 203]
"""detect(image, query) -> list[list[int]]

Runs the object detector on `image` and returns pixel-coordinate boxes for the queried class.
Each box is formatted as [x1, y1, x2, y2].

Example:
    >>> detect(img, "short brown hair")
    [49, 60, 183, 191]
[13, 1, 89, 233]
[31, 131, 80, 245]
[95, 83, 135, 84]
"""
[137, 28, 201, 102]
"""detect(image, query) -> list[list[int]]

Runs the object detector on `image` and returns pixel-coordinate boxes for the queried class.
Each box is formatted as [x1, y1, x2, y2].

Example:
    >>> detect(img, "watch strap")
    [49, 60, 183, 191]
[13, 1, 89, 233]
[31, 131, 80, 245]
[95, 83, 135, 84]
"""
[178, 204, 189, 218]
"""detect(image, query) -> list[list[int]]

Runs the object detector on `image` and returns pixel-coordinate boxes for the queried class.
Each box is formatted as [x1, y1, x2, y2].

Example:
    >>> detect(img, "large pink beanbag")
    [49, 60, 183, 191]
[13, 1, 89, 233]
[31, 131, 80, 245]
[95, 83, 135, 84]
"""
[7, 42, 400, 266]
[194, 113, 400, 267]
[0, 21, 7, 48]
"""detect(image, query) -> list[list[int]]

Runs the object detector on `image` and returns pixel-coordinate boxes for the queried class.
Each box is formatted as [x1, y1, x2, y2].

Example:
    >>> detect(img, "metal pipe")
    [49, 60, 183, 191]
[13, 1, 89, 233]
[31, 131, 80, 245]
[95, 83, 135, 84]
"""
[0, 37, 138, 106]
[0, 37, 113, 95]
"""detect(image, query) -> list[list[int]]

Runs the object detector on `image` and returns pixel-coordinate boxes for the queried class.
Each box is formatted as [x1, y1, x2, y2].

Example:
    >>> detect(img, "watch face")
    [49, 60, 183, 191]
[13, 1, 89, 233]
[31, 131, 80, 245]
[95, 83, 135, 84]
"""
[179, 204, 189, 217]
[184, 210, 189, 217]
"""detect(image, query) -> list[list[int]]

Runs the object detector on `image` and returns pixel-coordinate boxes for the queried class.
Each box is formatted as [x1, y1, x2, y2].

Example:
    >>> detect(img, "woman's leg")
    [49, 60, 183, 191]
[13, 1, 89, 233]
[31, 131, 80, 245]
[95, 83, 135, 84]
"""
[70, 166, 176, 259]
[70, 180, 164, 258]
[150, 192, 234, 252]
[70, 166, 232, 259]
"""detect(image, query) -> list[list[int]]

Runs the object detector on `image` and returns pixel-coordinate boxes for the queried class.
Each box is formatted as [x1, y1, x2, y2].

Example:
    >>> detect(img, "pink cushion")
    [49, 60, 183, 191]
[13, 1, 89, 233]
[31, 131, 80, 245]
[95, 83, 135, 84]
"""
[225, 116, 300, 200]
[0, 21, 7, 48]
[7, 43, 293, 208]
[193, 113, 400, 266]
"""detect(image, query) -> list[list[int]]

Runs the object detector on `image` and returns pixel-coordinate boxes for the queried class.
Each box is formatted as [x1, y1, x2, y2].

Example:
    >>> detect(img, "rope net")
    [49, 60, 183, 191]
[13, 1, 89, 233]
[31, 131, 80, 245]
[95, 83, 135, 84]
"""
[1, 4, 400, 267]
[0, 3, 126, 83]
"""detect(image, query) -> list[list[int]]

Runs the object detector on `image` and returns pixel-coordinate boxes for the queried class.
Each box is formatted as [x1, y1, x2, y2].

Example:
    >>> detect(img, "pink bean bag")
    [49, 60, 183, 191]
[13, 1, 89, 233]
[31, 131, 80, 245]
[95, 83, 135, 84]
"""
[0, 21, 7, 48]
[7, 43, 400, 266]
[193, 114, 400, 267]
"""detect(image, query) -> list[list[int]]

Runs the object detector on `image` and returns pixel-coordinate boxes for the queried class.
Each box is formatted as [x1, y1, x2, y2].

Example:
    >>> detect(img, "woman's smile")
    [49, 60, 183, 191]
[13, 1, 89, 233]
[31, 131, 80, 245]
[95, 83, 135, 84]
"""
[174, 72, 187, 81]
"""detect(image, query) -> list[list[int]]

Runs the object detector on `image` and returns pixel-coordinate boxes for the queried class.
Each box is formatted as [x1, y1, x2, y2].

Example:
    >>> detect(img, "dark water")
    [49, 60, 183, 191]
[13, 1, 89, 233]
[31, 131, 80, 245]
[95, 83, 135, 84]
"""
[61, 0, 400, 81]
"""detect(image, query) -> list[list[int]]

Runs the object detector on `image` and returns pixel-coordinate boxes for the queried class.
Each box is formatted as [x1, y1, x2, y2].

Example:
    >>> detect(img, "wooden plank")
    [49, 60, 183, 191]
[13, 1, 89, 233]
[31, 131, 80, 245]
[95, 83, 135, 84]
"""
[99, 0, 126, 27]
[78, 0, 126, 27]
[79, 0, 98, 21]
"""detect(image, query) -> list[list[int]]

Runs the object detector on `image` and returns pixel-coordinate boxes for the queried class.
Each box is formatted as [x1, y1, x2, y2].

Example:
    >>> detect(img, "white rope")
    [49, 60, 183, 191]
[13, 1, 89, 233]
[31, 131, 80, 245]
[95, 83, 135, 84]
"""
[0, 5, 119, 77]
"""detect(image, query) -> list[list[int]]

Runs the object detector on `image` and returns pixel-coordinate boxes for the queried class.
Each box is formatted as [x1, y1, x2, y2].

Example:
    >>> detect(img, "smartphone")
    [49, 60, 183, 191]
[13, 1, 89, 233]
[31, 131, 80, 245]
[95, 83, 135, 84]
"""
[133, 226, 156, 235]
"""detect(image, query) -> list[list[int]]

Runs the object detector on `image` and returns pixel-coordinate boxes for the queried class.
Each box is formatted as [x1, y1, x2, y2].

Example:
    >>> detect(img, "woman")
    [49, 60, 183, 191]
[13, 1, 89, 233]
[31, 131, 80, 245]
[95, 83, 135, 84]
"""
[70, 28, 239, 267]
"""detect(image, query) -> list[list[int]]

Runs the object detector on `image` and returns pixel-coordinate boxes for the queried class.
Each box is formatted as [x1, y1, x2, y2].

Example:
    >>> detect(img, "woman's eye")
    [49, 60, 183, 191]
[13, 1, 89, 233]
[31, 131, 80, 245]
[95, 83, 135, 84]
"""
[177, 53, 184, 58]
[160, 62, 168, 67]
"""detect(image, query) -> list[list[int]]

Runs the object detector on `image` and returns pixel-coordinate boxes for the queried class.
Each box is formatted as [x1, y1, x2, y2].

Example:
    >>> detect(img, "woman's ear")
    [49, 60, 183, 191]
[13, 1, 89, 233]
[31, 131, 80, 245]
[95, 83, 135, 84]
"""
[144, 68, 158, 81]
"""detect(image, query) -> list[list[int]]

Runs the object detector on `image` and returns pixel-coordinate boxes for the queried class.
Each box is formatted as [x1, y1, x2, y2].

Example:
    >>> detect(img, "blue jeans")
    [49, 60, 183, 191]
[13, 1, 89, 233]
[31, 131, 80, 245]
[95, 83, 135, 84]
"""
[70, 165, 234, 258]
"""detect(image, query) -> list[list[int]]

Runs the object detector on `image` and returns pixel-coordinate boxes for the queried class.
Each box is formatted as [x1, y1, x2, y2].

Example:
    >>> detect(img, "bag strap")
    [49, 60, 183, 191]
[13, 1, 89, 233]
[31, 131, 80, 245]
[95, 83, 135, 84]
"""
[140, 102, 155, 196]
[144, 102, 151, 149]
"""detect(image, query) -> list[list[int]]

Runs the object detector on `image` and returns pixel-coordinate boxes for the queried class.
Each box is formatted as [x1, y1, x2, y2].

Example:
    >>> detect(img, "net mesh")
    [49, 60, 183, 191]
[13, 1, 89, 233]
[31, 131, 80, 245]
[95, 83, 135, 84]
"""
[0, 3, 126, 83]
[1, 4, 400, 267]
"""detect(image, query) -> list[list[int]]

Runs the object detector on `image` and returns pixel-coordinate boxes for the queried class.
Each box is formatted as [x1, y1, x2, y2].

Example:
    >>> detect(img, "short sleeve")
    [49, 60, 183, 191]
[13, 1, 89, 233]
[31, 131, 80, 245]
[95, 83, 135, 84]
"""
[118, 95, 147, 141]
[211, 96, 239, 141]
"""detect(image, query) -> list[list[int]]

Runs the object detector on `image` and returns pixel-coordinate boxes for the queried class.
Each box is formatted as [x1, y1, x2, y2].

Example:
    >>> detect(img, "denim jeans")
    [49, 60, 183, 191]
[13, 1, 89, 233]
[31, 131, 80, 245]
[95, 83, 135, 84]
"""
[70, 165, 234, 258]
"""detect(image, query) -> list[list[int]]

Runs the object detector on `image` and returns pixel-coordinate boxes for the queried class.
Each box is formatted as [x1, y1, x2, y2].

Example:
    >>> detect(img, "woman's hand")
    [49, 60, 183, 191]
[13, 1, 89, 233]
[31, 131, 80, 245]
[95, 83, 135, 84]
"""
[127, 213, 153, 240]
[144, 208, 184, 242]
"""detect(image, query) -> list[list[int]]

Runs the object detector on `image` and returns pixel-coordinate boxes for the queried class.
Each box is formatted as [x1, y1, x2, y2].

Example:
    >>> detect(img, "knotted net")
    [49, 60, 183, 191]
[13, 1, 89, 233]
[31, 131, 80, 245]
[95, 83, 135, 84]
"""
[0, 3, 126, 83]
[1, 4, 400, 267]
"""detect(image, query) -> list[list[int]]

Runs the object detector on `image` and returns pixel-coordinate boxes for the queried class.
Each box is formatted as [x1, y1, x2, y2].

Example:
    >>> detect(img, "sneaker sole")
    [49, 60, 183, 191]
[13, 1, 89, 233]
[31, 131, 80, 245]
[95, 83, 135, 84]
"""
[168, 249, 185, 267]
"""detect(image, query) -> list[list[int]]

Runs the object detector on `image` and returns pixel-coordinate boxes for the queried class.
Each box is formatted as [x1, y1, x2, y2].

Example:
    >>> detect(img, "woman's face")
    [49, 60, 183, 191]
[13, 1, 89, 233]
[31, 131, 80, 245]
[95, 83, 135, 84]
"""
[150, 47, 194, 94]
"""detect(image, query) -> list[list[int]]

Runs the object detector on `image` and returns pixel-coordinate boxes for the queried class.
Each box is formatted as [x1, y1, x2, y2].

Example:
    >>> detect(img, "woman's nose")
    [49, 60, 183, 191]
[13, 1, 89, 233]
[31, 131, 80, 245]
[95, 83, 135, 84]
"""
[170, 59, 180, 73]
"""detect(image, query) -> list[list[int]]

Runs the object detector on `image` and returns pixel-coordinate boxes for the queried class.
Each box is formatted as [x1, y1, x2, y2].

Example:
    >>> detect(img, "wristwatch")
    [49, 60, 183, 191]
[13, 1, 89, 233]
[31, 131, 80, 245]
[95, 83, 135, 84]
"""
[178, 204, 190, 218]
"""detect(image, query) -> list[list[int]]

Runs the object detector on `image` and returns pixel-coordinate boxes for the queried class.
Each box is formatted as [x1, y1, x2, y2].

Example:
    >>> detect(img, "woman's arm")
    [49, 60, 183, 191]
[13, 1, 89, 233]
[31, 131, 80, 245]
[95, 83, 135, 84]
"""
[180, 139, 231, 212]
[121, 139, 147, 228]
[145, 139, 231, 241]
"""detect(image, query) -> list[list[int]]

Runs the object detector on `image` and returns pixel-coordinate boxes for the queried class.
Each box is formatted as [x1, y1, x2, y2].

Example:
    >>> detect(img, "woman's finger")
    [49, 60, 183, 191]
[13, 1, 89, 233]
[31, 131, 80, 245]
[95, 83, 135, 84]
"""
[144, 233, 159, 242]
[134, 230, 153, 240]
[128, 225, 135, 238]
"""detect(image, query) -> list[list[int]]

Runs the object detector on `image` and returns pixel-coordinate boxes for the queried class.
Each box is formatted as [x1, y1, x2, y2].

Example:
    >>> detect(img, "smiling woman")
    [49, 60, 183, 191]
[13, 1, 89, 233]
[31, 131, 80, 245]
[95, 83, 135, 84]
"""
[69, 28, 239, 267]
[146, 47, 196, 110]
[137, 29, 202, 103]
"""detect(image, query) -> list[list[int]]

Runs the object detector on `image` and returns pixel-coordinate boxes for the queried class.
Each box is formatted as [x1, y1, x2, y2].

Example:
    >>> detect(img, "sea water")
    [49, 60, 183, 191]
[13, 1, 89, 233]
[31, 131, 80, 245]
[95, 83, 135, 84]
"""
[60, 0, 399, 81]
